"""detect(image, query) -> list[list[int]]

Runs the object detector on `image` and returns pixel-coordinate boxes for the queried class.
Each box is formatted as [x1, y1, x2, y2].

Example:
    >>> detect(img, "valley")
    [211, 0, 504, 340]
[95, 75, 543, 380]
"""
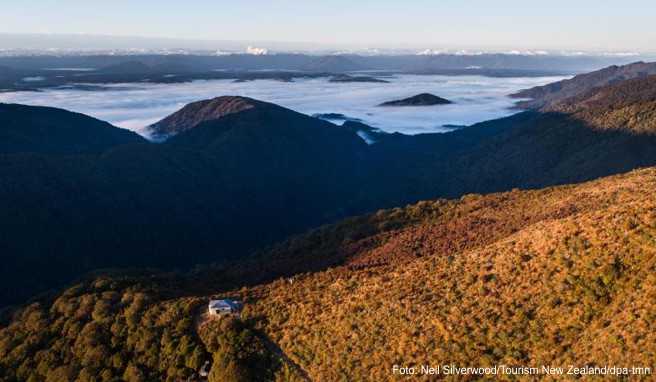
[1, 60, 656, 381]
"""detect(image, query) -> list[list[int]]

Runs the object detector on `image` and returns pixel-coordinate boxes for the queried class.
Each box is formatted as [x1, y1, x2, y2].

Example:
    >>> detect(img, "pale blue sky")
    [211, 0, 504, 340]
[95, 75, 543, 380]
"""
[2, 0, 654, 51]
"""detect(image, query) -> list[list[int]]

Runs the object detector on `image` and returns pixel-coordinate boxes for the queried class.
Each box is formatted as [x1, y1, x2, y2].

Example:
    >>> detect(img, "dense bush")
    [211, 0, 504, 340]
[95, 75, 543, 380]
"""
[0, 276, 207, 381]
[200, 318, 279, 382]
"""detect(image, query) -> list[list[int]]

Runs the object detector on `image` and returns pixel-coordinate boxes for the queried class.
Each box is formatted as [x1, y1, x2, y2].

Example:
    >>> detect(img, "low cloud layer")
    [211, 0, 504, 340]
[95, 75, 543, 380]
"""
[0, 74, 564, 137]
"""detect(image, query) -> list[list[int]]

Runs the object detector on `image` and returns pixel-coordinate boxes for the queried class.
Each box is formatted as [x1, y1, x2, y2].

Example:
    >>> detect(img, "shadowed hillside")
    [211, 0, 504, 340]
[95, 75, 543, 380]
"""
[3, 71, 656, 307]
[0, 103, 145, 154]
[0, 98, 369, 306]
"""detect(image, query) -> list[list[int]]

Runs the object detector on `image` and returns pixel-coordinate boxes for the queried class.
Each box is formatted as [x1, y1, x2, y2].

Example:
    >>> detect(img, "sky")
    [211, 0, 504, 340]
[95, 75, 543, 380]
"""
[1, 0, 655, 52]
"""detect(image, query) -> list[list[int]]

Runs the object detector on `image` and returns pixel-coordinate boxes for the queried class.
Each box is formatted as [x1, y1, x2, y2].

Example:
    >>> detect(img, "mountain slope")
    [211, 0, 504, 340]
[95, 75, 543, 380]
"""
[512, 61, 656, 109]
[2, 167, 656, 381]
[240, 167, 656, 381]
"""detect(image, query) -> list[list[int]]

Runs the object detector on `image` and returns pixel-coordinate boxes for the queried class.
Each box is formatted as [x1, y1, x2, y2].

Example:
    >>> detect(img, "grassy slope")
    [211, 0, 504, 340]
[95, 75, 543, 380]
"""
[239, 167, 656, 381]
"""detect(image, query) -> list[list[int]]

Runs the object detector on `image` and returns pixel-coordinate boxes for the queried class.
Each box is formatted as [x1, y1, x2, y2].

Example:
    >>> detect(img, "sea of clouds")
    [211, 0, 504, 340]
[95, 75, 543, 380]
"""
[0, 74, 566, 138]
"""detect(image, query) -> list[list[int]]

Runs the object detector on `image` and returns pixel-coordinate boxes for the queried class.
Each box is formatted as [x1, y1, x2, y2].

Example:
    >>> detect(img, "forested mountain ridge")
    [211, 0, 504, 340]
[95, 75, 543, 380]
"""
[0, 52, 628, 92]
[544, 74, 656, 133]
[511, 61, 656, 109]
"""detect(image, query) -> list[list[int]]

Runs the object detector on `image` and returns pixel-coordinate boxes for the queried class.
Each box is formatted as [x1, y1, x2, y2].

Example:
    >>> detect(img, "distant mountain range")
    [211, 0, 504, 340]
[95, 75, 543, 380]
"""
[300, 55, 366, 72]
[2, 63, 656, 307]
[0, 54, 648, 92]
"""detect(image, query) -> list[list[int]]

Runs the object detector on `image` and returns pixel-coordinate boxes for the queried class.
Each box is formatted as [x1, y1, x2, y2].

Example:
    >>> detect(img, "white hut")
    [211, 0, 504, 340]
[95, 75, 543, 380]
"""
[208, 299, 242, 316]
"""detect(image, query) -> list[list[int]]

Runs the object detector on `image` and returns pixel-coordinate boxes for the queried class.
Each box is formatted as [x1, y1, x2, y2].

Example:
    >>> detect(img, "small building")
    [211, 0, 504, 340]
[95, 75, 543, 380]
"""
[208, 299, 242, 316]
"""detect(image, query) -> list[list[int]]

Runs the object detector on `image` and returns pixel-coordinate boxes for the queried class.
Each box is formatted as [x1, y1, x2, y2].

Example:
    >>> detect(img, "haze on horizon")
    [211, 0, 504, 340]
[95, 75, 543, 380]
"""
[1, 0, 655, 53]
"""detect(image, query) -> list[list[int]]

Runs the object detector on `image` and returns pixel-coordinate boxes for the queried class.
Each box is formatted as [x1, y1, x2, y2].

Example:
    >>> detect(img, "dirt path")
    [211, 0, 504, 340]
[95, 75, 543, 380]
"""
[194, 304, 210, 332]
[259, 333, 313, 382]
[193, 303, 311, 381]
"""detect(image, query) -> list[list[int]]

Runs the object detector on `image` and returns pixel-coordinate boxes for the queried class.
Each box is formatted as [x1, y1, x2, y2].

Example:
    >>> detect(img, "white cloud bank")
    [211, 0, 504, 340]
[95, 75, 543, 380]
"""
[0, 74, 566, 138]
